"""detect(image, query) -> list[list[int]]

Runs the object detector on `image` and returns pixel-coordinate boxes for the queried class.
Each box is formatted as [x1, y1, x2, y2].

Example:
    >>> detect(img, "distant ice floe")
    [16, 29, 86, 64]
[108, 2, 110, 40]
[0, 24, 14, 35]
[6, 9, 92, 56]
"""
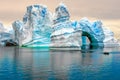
[0, 3, 119, 49]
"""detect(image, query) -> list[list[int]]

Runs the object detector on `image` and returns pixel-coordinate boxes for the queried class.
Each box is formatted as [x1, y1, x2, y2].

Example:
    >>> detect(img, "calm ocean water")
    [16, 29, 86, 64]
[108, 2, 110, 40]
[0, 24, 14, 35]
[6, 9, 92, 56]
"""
[0, 47, 120, 80]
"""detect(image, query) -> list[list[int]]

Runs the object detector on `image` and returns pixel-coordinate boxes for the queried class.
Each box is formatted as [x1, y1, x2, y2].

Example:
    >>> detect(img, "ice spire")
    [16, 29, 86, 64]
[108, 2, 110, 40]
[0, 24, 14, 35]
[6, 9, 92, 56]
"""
[53, 3, 70, 24]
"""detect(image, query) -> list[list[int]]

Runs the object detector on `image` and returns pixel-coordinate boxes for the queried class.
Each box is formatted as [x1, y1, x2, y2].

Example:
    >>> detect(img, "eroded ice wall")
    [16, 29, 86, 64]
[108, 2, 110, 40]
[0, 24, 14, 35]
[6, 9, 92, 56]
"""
[13, 4, 52, 47]
[51, 3, 82, 49]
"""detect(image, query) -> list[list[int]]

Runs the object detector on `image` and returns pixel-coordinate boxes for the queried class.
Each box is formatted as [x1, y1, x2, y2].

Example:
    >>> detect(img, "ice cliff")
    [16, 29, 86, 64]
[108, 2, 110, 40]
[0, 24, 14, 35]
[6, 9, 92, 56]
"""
[51, 3, 82, 49]
[13, 5, 52, 47]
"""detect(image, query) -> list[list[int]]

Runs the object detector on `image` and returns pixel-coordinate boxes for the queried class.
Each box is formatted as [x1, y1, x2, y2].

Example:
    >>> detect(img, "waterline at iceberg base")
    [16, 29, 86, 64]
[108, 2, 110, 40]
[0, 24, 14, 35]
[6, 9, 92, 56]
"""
[0, 3, 119, 50]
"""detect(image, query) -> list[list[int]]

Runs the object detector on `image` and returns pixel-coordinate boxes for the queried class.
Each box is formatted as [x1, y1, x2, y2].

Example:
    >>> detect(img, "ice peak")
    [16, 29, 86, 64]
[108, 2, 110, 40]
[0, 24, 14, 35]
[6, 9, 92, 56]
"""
[0, 22, 6, 32]
[12, 20, 23, 31]
[0, 22, 3, 27]
[26, 4, 47, 12]
[23, 4, 52, 27]
[53, 3, 70, 24]
[59, 2, 67, 8]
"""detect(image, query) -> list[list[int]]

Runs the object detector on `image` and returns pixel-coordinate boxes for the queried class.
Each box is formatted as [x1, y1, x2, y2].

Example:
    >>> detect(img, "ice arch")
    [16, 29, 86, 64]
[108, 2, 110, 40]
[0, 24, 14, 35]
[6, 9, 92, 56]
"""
[73, 18, 105, 48]
[82, 31, 103, 48]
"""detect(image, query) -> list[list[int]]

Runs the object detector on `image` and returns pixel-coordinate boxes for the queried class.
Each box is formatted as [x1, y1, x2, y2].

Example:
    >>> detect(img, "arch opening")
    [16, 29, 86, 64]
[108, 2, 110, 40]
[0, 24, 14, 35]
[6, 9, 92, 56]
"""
[81, 31, 101, 49]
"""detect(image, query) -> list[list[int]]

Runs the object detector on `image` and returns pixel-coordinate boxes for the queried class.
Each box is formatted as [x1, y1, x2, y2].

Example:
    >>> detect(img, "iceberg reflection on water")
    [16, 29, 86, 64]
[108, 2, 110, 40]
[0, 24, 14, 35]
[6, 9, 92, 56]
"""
[0, 47, 119, 80]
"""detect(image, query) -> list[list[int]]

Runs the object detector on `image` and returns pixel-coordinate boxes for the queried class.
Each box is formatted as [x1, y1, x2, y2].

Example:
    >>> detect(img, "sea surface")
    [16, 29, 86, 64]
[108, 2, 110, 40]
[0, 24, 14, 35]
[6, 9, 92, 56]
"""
[0, 47, 120, 80]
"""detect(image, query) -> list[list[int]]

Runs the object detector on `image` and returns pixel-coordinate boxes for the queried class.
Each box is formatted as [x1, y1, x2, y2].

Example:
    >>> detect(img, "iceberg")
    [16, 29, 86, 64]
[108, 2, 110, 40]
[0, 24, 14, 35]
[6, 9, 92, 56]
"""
[73, 18, 118, 48]
[50, 3, 82, 49]
[12, 20, 26, 46]
[13, 4, 52, 47]
[0, 3, 118, 49]
[103, 27, 119, 47]
[0, 22, 6, 32]
[0, 22, 17, 46]
[77, 18, 105, 48]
